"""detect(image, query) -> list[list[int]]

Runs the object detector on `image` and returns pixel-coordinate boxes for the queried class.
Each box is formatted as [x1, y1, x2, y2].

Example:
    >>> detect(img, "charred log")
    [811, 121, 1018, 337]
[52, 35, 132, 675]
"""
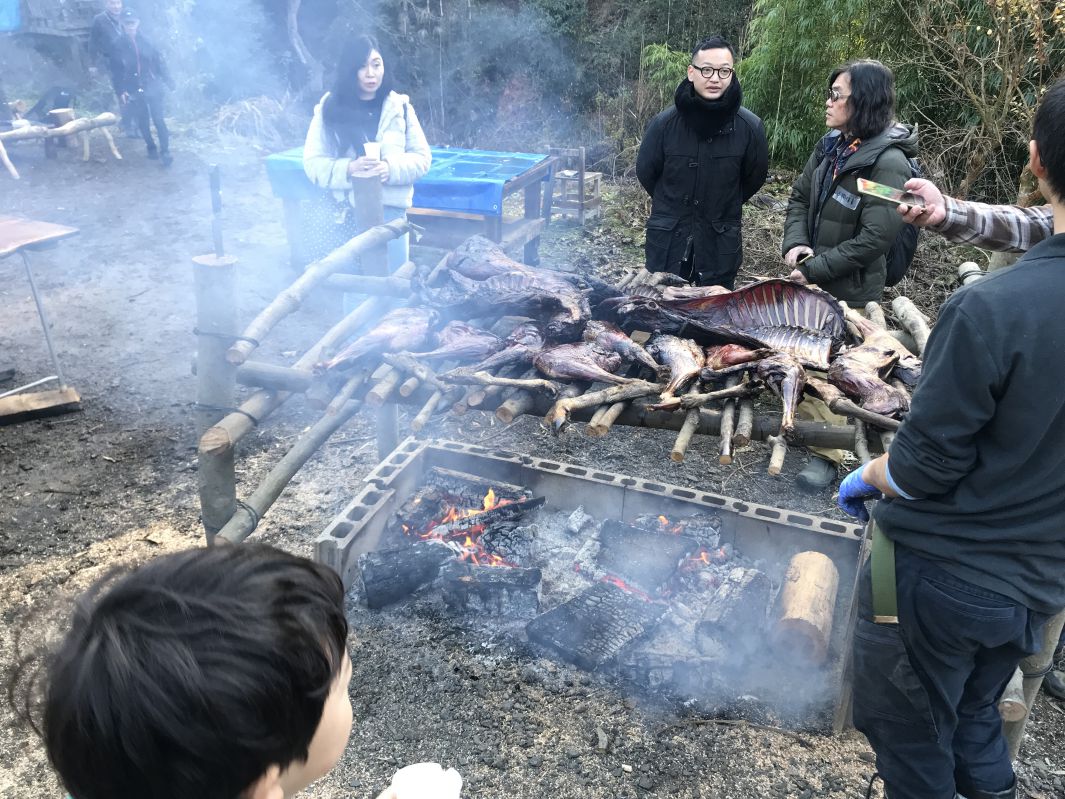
[596, 519, 699, 594]
[358, 541, 453, 609]
[440, 561, 541, 618]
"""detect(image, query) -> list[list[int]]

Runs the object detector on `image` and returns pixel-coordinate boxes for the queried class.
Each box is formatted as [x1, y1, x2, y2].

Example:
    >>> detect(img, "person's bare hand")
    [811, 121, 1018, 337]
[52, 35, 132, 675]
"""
[897, 178, 946, 227]
[347, 156, 379, 178]
[784, 245, 814, 268]
[786, 269, 808, 284]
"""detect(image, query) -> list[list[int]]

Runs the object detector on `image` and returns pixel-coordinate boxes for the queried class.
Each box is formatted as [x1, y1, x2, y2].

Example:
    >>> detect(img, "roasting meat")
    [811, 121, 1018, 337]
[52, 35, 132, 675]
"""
[827, 345, 910, 418]
[604, 279, 848, 370]
[319, 307, 439, 371]
[409, 321, 502, 362]
[845, 309, 923, 388]
[454, 322, 545, 373]
[533, 343, 629, 385]
[582, 320, 661, 376]
[752, 352, 807, 439]
[646, 333, 705, 398]
[704, 344, 772, 371]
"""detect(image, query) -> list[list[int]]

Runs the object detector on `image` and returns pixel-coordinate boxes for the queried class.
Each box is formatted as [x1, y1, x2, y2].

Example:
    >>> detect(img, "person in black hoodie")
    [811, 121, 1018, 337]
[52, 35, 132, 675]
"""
[88, 0, 136, 136]
[837, 77, 1065, 799]
[112, 9, 174, 166]
[635, 36, 768, 289]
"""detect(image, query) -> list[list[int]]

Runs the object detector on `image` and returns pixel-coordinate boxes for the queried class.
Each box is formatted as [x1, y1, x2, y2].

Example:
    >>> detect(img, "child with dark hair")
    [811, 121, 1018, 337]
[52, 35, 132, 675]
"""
[9, 544, 395, 799]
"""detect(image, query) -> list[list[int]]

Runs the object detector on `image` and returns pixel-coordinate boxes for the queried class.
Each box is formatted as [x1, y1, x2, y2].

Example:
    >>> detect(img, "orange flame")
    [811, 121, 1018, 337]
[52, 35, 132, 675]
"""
[600, 575, 654, 602]
[406, 488, 518, 568]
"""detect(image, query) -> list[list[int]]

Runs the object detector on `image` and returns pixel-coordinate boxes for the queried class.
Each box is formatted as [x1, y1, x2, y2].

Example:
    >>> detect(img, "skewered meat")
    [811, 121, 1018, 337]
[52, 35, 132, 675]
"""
[319, 307, 439, 372]
[582, 320, 661, 376]
[456, 322, 545, 373]
[752, 353, 807, 438]
[704, 344, 772, 371]
[409, 321, 502, 362]
[827, 345, 910, 418]
[425, 269, 589, 331]
[845, 309, 923, 388]
[646, 333, 705, 398]
[605, 279, 848, 370]
[533, 343, 630, 385]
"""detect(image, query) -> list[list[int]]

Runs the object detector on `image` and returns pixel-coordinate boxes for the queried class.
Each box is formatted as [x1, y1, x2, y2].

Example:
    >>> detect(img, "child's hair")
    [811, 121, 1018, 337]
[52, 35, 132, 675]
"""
[8, 543, 349, 799]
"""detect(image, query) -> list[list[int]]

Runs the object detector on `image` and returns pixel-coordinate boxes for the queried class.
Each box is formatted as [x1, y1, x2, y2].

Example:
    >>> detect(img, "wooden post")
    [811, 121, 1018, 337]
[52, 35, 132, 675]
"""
[1004, 609, 1065, 759]
[997, 668, 1027, 723]
[524, 177, 543, 265]
[732, 397, 754, 448]
[767, 434, 787, 476]
[216, 375, 365, 544]
[193, 253, 239, 542]
[772, 551, 840, 666]
[351, 176, 388, 276]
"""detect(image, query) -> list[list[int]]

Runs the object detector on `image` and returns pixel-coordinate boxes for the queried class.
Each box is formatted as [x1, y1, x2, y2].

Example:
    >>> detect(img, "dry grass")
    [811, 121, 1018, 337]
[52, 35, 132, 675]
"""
[215, 94, 304, 151]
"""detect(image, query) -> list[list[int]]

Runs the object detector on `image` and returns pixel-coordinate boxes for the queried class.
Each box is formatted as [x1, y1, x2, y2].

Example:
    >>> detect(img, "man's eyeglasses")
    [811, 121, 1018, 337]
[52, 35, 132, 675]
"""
[826, 88, 850, 103]
[690, 65, 733, 80]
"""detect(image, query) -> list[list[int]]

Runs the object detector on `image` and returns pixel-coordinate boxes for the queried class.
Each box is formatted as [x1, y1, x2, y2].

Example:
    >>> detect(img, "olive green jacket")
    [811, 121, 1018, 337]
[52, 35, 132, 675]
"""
[781, 124, 918, 303]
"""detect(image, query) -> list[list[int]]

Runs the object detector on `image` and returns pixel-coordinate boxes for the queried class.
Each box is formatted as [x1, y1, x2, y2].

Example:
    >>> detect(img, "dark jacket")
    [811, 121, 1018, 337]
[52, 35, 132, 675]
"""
[88, 11, 124, 67]
[111, 33, 173, 97]
[636, 83, 768, 288]
[874, 232, 1065, 613]
[781, 124, 918, 303]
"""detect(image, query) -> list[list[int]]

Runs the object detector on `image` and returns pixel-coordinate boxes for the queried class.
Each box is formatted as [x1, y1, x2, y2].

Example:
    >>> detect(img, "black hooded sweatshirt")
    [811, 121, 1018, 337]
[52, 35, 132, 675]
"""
[635, 77, 768, 288]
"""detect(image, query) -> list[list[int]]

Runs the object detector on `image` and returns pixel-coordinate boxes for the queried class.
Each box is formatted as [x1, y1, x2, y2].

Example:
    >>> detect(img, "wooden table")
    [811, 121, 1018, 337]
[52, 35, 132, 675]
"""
[0, 215, 82, 423]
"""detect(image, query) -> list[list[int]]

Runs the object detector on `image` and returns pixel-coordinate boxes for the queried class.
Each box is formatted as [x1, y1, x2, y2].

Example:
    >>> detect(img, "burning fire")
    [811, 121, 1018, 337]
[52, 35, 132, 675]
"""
[600, 574, 655, 602]
[404, 488, 517, 567]
[657, 514, 686, 535]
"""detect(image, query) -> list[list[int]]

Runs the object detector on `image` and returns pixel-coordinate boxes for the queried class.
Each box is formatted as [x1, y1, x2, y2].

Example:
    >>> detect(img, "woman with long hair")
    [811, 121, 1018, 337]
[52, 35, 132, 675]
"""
[780, 59, 918, 494]
[303, 34, 431, 269]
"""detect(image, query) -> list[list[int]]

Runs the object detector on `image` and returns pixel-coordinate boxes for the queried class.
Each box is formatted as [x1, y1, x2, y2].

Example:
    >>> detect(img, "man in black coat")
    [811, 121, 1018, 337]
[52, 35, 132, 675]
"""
[112, 9, 175, 166]
[636, 36, 769, 289]
[88, 0, 136, 136]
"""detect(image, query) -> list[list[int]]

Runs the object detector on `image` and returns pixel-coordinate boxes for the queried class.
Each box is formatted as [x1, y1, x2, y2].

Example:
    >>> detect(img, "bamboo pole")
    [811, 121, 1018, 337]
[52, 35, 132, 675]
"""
[216, 375, 365, 544]
[0, 138, 17, 179]
[545, 380, 661, 431]
[587, 400, 628, 437]
[997, 668, 1026, 723]
[325, 273, 412, 296]
[1004, 609, 1065, 759]
[199, 261, 417, 457]
[234, 361, 313, 392]
[193, 254, 238, 542]
[364, 367, 402, 407]
[226, 217, 410, 364]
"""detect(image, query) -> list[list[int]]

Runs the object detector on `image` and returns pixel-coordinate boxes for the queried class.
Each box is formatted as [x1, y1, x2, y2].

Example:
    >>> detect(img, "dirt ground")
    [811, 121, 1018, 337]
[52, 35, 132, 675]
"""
[1, 129, 1064, 799]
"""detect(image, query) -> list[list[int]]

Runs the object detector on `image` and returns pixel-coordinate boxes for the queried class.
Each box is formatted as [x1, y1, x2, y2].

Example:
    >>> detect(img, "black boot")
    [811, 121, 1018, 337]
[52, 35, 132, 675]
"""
[955, 776, 1016, 799]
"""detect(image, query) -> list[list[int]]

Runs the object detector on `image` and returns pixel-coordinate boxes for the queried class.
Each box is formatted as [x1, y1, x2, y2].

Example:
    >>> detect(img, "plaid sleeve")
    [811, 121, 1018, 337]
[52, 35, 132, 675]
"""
[933, 197, 1053, 253]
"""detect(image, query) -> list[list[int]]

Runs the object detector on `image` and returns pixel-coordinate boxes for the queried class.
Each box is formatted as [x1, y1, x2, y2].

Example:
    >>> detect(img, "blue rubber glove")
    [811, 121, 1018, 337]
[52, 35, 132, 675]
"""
[837, 465, 883, 522]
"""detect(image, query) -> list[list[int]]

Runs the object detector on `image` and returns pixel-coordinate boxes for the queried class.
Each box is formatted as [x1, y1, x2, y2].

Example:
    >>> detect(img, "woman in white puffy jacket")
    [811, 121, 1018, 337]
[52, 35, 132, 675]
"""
[303, 34, 431, 269]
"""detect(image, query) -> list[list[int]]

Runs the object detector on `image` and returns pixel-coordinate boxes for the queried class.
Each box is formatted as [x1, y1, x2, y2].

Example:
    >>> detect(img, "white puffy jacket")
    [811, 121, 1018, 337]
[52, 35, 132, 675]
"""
[303, 90, 432, 209]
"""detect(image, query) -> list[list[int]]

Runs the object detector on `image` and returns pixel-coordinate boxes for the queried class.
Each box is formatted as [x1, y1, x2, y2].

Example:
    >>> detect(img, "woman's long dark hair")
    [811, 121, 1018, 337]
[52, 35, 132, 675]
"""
[322, 34, 393, 149]
[829, 59, 895, 140]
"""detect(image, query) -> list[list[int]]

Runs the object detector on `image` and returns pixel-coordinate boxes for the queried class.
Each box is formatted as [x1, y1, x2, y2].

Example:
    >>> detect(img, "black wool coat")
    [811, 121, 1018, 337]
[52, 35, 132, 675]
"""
[636, 89, 768, 288]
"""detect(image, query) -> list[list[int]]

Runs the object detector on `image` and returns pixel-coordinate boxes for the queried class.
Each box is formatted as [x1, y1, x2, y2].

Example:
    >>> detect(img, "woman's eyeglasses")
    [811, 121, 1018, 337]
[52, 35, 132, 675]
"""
[690, 65, 733, 80]
[826, 88, 850, 103]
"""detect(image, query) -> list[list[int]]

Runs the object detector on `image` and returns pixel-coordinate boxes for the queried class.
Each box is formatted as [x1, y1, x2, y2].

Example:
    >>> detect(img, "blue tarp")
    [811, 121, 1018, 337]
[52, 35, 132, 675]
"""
[0, 0, 19, 32]
[264, 146, 549, 216]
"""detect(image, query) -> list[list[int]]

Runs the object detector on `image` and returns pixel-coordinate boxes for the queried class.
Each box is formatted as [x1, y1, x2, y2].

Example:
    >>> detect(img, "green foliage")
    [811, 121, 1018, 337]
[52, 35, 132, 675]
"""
[741, 0, 871, 168]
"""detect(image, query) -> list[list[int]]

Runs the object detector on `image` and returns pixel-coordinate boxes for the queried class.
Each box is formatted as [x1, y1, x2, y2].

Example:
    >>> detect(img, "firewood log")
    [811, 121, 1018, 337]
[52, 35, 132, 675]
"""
[890, 297, 931, 355]
[997, 667, 1027, 722]
[767, 434, 787, 476]
[771, 551, 839, 666]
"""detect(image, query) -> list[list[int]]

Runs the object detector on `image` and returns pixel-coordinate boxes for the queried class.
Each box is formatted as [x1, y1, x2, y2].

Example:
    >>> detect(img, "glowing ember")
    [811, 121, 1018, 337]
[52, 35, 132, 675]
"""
[404, 488, 518, 568]
[600, 574, 656, 603]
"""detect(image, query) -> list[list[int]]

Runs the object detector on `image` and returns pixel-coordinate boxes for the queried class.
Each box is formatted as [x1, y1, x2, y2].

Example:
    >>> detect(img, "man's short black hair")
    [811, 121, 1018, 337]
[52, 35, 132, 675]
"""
[830, 59, 896, 141]
[1034, 77, 1065, 202]
[691, 36, 735, 61]
[9, 544, 349, 799]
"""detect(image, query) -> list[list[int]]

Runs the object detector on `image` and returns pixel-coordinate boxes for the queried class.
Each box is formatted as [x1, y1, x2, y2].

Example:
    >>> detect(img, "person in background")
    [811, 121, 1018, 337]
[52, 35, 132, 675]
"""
[303, 34, 431, 274]
[780, 59, 918, 494]
[636, 35, 768, 289]
[88, 0, 136, 137]
[112, 9, 174, 166]
[8, 544, 400, 799]
[836, 77, 1065, 799]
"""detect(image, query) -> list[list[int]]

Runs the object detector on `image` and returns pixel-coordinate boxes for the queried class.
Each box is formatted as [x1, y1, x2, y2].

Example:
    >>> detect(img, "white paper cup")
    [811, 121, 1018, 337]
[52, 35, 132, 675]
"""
[388, 762, 462, 799]
[363, 141, 381, 160]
